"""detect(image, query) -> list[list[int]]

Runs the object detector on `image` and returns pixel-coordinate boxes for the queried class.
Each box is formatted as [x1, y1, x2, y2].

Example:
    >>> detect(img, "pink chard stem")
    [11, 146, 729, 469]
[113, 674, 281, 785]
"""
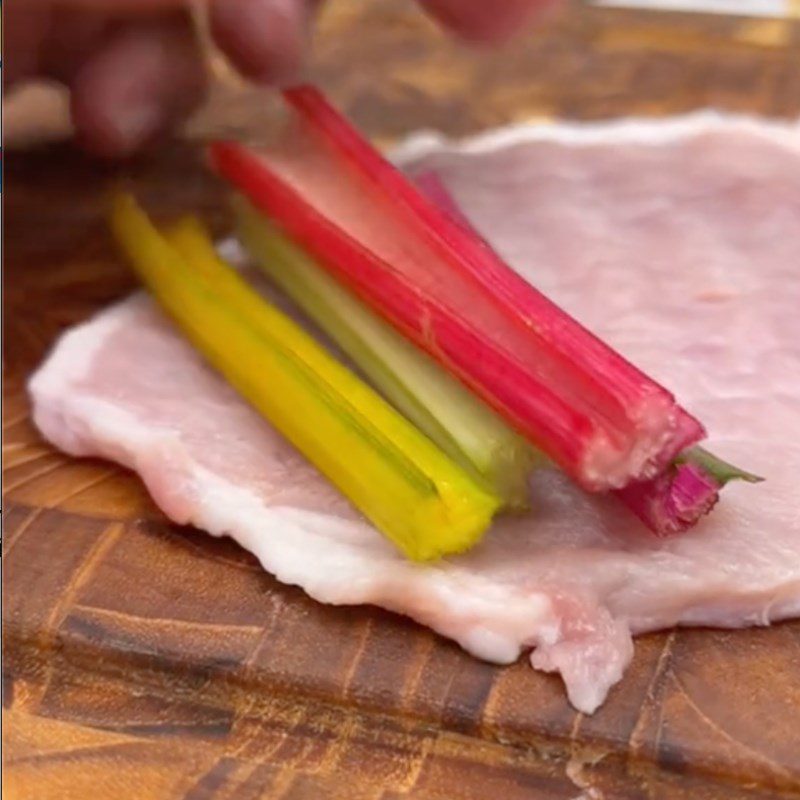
[415, 171, 763, 536]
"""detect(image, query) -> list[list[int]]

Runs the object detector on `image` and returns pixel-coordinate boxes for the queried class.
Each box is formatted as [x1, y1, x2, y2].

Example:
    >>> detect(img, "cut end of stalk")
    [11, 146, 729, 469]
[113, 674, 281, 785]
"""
[616, 445, 763, 536]
[410, 485, 499, 561]
[617, 463, 719, 536]
[480, 439, 538, 512]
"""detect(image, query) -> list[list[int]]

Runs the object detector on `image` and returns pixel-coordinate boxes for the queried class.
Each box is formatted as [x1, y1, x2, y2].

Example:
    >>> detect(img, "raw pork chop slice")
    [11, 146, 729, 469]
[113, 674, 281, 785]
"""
[30, 113, 800, 713]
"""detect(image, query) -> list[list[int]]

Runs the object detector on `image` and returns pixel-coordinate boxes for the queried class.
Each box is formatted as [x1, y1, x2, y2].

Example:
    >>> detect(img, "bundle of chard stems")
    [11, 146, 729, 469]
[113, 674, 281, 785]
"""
[112, 86, 760, 562]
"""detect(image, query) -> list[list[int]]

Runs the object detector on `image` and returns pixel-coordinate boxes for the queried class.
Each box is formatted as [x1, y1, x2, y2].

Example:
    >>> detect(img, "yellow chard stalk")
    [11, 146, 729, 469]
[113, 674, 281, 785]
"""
[110, 194, 500, 561]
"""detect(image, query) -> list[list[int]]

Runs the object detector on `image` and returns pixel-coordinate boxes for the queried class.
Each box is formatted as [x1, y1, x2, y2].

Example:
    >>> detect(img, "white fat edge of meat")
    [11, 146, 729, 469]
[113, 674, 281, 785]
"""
[390, 110, 800, 167]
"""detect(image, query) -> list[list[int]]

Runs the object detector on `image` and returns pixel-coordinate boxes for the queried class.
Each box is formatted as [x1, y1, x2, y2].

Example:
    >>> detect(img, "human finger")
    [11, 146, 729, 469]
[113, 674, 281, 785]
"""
[69, 15, 208, 156]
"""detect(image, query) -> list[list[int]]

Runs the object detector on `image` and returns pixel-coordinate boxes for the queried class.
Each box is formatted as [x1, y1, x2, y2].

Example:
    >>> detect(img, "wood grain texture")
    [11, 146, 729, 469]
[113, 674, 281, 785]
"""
[4, 2, 800, 798]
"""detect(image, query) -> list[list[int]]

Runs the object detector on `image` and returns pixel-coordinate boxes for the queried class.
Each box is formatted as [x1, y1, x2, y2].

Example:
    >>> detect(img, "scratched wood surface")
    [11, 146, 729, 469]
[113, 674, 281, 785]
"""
[4, 2, 800, 798]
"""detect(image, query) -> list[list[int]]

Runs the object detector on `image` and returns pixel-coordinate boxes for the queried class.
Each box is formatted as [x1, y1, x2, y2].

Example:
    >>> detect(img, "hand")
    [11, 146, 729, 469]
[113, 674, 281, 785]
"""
[6, 0, 555, 157]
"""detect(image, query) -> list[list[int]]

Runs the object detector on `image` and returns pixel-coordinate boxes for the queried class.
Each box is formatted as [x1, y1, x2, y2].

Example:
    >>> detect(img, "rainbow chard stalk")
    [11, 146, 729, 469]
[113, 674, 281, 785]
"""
[209, 86, 705, 499]
[414, 170, 764, 535]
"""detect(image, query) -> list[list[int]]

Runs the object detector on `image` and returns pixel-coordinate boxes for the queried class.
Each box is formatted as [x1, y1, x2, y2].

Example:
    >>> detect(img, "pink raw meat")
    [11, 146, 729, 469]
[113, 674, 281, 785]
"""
[30, 112, 800, 713]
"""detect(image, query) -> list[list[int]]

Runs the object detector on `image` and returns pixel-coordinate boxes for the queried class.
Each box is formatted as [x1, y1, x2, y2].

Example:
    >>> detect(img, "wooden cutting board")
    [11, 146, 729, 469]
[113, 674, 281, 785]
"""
[5, 3, 800, 798]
